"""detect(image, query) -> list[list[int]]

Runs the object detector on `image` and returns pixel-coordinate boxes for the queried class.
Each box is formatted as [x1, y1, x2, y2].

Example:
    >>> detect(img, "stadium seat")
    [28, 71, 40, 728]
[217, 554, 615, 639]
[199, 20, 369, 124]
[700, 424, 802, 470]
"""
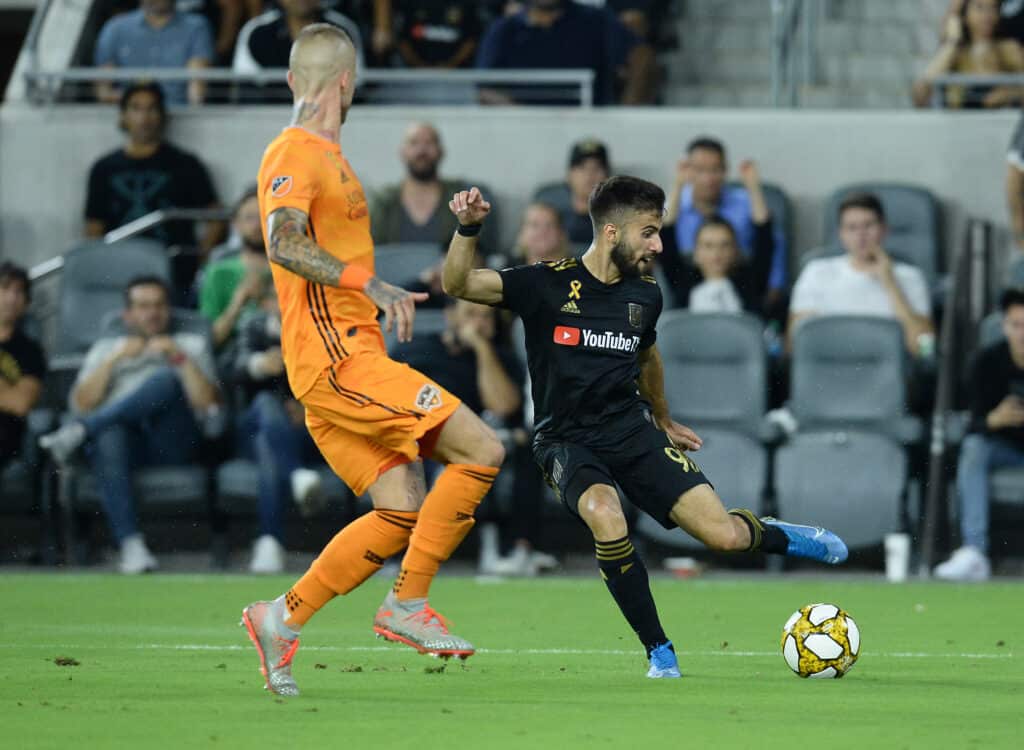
[789, 315, 921, 443]
[373, 242, 443, 288]
[634, 427, 767, 551]
[726, 180, 793, 249]
[774, 430, 906, 549]
[52, 239, 170, 366]
[383, 308, 447, 354]
[978, 311, 1003, 349]
[1006, 255, 1024, 290]
[57, 309, 219, 560]
[655, 310, 768, 439]
[822, 183, 942, 290]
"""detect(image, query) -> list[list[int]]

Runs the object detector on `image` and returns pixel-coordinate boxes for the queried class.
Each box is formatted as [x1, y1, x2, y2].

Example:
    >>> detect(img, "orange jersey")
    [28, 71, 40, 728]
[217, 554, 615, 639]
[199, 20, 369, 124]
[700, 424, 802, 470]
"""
[257, 127, 379, 398]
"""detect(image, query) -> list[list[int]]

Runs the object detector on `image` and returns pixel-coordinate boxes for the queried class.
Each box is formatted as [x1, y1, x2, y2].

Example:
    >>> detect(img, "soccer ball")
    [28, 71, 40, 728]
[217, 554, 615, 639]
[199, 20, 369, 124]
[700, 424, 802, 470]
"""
[780, 603, 860, 679]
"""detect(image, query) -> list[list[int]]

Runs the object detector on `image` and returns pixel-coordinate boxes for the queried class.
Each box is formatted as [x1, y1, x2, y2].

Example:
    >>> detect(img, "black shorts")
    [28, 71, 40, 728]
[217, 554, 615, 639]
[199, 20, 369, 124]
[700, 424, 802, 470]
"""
[534, 412, 712, 530]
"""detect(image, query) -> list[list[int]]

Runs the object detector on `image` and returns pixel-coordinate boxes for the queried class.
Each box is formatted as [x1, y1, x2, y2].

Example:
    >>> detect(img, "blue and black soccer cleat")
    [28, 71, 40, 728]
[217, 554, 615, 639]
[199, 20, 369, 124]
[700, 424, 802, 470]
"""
[646, 641, 682, 679]
[761, 518, 849, 565]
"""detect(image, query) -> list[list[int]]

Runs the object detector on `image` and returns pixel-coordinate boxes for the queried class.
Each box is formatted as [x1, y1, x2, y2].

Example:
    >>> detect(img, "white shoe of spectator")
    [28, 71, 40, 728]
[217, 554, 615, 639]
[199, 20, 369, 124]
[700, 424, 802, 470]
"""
[250, 535, 286, 574]
[290, 468, 325, 517]
[490, 546, 538, 577]
[477, 522, 501, 575]
[119, 534, 158, 575]
[529, 549, 559, 572]
[933, 546, 991, 582]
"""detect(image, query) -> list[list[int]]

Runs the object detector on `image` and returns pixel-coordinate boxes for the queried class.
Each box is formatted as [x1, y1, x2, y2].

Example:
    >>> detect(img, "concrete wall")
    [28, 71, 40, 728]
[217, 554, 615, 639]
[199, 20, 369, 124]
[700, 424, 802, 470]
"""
[0, 104, 1018, 274]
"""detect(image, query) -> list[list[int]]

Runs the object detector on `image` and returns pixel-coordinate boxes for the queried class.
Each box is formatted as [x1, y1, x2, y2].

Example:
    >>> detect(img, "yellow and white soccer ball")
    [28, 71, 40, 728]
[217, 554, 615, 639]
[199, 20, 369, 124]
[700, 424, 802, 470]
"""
[780, 603, 860, 679]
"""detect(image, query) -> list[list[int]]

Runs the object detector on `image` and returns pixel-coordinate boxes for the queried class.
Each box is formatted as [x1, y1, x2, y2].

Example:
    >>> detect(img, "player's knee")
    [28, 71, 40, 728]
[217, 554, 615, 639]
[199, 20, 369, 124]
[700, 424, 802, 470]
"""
[579, 490, 627, 538]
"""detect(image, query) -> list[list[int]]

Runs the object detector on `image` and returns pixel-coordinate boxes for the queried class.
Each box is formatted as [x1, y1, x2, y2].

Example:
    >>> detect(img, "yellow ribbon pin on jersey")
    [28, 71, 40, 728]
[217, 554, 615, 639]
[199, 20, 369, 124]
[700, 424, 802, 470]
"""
[568, 280, 582, 300]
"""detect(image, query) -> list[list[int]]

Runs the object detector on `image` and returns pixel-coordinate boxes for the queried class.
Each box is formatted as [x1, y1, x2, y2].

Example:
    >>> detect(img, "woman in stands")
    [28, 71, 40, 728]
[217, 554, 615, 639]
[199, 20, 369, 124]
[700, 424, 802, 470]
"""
[914, 0, 1024, 108]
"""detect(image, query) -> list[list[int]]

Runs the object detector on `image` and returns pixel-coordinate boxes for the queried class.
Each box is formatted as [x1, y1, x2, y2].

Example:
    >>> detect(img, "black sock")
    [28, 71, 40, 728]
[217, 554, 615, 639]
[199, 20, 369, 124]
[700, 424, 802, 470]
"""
[729, 509, 788, 555]
[595, 536, 668, 657]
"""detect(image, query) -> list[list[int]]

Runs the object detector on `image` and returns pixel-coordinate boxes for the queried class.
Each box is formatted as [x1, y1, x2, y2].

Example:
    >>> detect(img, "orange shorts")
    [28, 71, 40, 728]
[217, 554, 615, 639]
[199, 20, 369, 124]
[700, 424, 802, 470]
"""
[301, 346, 461, 496]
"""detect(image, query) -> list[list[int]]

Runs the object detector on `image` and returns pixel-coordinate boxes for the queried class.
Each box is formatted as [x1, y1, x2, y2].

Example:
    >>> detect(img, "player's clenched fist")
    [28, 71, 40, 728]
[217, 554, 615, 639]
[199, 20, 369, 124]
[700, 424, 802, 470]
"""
[449, 186, 491, 226]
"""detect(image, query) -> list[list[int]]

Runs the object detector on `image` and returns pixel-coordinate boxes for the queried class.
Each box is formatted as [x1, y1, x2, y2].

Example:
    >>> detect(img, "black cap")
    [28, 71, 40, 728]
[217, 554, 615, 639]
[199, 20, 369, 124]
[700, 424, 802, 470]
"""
[568, 139, 610, 170]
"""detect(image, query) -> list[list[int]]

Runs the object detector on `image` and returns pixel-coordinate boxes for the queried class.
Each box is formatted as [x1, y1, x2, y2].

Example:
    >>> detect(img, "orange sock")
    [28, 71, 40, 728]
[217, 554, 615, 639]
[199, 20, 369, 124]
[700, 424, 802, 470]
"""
[392, 464, 498, 600]
[283, 509, 417, 628]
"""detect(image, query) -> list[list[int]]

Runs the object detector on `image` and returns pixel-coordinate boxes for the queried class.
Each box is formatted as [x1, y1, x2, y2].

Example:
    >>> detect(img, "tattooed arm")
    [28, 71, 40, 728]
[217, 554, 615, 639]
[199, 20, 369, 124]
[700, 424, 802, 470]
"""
[266, 206, 428, 342]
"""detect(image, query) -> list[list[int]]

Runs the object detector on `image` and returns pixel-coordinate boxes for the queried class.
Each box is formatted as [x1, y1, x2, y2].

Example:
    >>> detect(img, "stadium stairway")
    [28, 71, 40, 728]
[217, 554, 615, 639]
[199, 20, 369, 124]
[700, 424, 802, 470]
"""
[663, 0, 947, 108]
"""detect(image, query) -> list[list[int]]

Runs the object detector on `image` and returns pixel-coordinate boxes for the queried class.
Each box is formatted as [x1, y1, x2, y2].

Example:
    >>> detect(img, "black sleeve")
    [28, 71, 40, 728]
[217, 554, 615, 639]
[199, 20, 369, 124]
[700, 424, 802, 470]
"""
[497, 264, 546, 317]
[84, 160, 108, 222]
[967, 349, 1000, 434]
[733, 217, 775, 310]
[21, 337, 46, 380]
[183, 154, 218, 207]
[640, 287, 663, 349]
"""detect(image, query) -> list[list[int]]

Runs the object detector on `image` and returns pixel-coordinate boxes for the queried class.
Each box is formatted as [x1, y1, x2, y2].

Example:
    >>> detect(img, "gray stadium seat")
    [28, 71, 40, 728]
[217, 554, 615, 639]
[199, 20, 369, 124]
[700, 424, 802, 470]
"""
[790, 315, 921, 442]
[383, 308, 447, 355]
[1006, 255, 1024, 290]
[775, 431, 906, 549]
[634, 427, 767, 551]
[54, 239, 170, 362]
[726, 180, 792, 250]
[656, 310, 767, 438]
[374, 243, 443, 287]
[978, 311, 1003, 349]
[822, 183, 942, 289]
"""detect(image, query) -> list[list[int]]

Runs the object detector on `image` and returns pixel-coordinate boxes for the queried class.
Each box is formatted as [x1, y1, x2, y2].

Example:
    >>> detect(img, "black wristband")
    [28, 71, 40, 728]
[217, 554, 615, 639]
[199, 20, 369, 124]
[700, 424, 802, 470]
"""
[456, 223, 482, 237]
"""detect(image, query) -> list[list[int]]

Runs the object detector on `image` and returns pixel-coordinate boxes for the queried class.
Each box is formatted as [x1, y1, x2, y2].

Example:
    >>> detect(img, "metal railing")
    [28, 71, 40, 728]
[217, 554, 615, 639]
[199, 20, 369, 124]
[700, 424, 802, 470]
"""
[928, 73, 1024, 108]
[771, 0, 821, 108]
[22, 66, 597, 107]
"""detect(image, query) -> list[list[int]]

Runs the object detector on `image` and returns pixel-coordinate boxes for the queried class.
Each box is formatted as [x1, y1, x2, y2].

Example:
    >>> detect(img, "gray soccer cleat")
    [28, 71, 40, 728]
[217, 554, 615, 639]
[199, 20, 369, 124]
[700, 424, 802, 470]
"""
[372, 592, 475, 659]
[240, 601, 300, 696]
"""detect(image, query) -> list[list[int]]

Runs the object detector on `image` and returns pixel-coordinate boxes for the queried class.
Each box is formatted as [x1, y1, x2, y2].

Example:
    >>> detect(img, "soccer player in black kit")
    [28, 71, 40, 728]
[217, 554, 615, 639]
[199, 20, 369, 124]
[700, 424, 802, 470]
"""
[442, 178, 848, 678]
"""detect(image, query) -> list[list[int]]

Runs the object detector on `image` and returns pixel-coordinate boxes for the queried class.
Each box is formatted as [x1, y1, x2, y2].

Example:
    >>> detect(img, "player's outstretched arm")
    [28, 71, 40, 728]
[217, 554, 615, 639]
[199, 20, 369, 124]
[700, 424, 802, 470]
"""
[442, 187, 504, 305]
[267, 206, 427, 342]
[637, 345, 702, 451]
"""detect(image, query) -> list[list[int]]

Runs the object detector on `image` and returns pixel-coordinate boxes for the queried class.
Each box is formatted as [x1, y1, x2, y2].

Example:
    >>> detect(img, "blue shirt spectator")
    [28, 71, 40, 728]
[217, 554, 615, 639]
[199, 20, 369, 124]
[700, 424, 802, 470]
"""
[675, 183, 788, 292]
[475, 0, 638, 105]
[94, 2, 214, 106]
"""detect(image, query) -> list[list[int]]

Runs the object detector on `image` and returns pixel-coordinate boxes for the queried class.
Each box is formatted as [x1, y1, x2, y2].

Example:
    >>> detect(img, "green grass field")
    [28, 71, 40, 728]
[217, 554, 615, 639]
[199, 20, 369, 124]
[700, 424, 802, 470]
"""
[1, 573, 1020, 749]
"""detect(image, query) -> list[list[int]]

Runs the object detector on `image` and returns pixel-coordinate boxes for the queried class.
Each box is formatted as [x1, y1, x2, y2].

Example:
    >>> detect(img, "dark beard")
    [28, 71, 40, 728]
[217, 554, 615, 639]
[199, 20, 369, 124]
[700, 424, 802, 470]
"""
[407, 162, 439, 182]
[610, 240, 642, 278]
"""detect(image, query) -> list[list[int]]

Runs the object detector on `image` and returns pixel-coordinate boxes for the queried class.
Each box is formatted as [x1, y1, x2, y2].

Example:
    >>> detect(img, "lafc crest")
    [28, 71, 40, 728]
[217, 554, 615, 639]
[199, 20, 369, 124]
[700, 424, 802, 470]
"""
[627, 302, 644, 329]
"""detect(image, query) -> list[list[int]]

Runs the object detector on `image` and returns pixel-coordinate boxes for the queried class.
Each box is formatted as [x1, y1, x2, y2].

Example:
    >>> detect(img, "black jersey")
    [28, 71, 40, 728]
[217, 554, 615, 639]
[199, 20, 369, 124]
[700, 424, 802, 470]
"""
[497, 256, 663, 446]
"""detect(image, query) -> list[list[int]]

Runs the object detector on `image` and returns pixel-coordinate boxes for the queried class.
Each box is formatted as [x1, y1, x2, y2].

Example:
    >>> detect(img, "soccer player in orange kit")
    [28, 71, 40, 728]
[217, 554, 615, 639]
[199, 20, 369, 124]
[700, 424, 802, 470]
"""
[240, 23, 505, 697]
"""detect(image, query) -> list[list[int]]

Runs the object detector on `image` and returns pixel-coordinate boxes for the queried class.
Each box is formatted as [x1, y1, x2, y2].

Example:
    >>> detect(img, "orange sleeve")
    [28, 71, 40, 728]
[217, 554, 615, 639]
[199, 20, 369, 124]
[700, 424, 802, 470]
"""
[260, 142, 322, 217]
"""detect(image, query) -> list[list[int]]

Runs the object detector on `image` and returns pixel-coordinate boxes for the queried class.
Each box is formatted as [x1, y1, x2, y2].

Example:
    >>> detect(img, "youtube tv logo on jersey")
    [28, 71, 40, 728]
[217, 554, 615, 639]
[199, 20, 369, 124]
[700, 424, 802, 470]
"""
[553, 326, 581, 346]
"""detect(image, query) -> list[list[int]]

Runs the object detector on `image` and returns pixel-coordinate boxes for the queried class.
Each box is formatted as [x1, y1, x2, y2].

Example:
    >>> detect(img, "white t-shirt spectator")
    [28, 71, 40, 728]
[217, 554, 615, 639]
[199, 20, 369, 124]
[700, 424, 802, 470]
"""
[790, 255, 931, 320]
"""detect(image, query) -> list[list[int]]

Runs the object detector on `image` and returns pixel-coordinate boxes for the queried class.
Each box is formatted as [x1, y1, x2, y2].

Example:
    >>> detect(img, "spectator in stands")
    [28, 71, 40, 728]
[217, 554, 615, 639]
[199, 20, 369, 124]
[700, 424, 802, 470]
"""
[84, 82, 225, 296]
[514, 202, 570, 264]
[667, 137, 788, 303]
[371, 1, 482, 68]
[1006, 110, 1024, 251]
[177, 0, 264, 65]
[39, 277, 220, 574]
[0, 263, 45, 470]
[914, 0, 1024, 108]
[370, 122, 500, 251]
[199, 186, 273, 352]
[788, 193, 935, 357]
[94, 0, 214, 106]
[659, 160, 774, 313]
[233, 0, 365, 81]
[533, 139, 610, 247]
[233, 292, 325, 573]
[943, 0, 1024, 48]
[475, 0, 657, 105]
[935, 288, 1024, 581]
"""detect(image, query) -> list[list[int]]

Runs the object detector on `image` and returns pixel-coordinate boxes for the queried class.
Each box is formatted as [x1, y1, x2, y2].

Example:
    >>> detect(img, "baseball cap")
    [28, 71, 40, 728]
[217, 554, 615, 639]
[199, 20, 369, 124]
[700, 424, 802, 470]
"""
[568, 139, 610, 170]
